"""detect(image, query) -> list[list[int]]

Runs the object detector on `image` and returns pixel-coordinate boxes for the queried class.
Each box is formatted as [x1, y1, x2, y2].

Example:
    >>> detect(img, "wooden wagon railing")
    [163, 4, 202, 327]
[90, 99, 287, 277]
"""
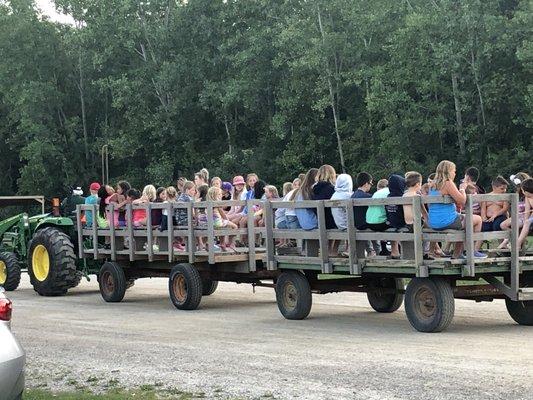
[76, 193, 532, 301]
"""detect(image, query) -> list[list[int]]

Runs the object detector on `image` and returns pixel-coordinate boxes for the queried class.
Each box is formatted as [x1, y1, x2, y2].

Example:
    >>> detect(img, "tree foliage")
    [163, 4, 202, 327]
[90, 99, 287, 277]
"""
[0, 0, 530, 197]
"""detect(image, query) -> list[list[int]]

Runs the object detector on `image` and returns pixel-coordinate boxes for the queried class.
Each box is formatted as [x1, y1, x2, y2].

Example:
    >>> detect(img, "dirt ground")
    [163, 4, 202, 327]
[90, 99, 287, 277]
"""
[9, 274, 533, 400]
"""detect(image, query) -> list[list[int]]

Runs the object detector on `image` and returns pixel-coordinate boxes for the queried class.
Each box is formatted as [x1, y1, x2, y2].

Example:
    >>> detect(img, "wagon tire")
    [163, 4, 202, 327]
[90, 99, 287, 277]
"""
[405, 277, 455, 333]
[367, 278, 404, 313]
[0, 252, 21, 291]
[276, 271, 312, 320]
[28, 228, 78, 296]
[506, 273, 533, 326]
[169, 264, 203, 310]
[98, 262, 127, 302]
[202, 279, 218, 296]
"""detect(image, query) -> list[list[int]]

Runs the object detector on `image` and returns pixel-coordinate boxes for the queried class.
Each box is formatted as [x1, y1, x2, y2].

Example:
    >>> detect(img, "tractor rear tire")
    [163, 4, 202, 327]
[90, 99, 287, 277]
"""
[367, 278, 404, 313]
[0, 252, 21, 291]
[98, 262, 127, 302]
[169, 264, 203, 310]
[28, 228, 78, 296]
[202, 279, 218, 296]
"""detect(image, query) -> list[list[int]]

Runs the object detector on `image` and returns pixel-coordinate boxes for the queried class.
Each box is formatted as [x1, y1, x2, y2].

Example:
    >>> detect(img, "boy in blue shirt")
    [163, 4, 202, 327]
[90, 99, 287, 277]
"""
[84, 182, 101, 227]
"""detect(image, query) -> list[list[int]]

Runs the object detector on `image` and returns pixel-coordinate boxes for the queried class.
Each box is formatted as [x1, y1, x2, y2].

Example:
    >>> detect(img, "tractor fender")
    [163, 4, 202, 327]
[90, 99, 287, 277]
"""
[34, 217, 74, 233]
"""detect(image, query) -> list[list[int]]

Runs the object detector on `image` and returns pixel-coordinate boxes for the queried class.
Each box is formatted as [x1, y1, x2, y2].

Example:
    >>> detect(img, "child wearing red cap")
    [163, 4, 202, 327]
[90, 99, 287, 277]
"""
[84, 182, 101, 226]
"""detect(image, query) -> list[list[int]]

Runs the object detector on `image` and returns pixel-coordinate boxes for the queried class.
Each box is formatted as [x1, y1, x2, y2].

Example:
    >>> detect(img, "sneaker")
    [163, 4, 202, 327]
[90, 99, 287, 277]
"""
[152, 244, 160, 252]
[473, 250, 488, 259]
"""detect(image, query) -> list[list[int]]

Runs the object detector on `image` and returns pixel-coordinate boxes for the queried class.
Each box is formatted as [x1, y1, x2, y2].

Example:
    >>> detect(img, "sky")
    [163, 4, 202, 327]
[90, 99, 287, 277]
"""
[35, 0, 75, 24]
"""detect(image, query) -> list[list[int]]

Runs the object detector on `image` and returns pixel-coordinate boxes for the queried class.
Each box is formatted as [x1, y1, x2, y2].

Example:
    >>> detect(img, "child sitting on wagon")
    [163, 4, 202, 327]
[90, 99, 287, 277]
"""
[207, 186, 238, 252]
[173, 181, 196, 252]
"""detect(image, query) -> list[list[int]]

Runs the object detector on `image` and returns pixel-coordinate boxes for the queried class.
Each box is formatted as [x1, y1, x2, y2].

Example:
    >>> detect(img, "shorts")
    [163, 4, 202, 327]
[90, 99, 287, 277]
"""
[285, 215, 301, 230]
[276, 220, 288, 229]
[482, 215, 506, 232]
[367, 222, 388, 232]
[433, 214, 463, 231]
[214, 217, 229, 229]
[196, 213, 207, 229]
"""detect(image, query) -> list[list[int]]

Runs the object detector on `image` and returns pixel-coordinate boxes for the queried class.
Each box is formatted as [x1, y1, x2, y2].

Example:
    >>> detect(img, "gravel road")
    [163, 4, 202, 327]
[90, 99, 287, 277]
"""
[9, 274, 533, 400]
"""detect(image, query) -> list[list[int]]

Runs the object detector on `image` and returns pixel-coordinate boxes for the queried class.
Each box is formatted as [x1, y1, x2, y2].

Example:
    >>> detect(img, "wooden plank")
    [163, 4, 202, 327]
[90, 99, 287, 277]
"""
[76, 205, 84, 259]
[412, 196, 427, 277]
[272, 230, 321, 240]
[207, 203, 215, 265]
[472, 231, 510, 241]
[345, 199, 359, 274]
[510, 193, 520, 300]
[187, 203, 195, 264]
[167, 203, 173, 263]
[126, 204, 134, 262]
[463, 195, 475, 277]
[109, 204, 116, 261]
[263, 200, 276, 270]
[247, 201, 256, 272]
[92, 204, 98, 259]
[422, 232, 465, 242]
[470, 193, 514, 202]
[316, 201, 331, 273]
[275, 255, 324, 266]
[146, 203, 153, 261]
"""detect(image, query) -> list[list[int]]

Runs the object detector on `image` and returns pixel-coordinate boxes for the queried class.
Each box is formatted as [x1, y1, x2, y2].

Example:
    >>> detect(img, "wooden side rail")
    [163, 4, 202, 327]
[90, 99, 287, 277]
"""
[75, 193, 524, 296]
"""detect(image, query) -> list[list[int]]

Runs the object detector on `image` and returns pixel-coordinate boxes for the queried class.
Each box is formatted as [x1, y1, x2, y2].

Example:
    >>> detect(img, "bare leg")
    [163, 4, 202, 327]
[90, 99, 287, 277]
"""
[329, 240, 339, 256]
[239, 216, 248, 244]
[391, 241, 400, 258]
[473, 215, 484, 251]
[518, 219, 531, 249]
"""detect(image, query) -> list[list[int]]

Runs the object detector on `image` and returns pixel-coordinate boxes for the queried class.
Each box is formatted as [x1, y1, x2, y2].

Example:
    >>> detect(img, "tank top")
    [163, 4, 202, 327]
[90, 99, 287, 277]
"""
[428, 188, 458, 229]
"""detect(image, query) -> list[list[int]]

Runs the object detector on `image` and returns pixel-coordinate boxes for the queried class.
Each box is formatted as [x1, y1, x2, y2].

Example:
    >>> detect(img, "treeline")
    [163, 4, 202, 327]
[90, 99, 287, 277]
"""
[0, 0, 531, 198]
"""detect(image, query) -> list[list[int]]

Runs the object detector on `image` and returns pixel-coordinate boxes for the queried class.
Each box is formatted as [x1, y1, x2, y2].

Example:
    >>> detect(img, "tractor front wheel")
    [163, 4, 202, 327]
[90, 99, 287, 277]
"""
[0, 252, 21, 291]
[28, 228, 79, 296]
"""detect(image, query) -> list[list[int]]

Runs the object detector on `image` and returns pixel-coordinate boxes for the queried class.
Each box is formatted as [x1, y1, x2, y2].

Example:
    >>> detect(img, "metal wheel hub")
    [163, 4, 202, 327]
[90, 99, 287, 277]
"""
[414, 287, 436, 319]
[0, 261, 6, 285]
[282, 282, 298, 310]
[32, 245, 50, 282]
[173, 274, 187, 303]
[102, 271, 115, 295]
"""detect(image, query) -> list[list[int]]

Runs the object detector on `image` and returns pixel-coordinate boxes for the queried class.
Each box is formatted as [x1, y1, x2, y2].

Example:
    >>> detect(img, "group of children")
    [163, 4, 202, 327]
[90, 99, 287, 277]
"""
[81, 163, 532, 257]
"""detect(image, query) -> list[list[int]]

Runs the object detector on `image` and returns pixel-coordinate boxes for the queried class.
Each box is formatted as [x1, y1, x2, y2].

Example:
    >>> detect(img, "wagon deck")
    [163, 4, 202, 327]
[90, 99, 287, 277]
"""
[77, 193, 533, 332]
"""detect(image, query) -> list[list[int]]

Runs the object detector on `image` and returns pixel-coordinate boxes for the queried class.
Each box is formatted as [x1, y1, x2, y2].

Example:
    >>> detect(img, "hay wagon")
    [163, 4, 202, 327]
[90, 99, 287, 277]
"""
[77, 193, 533, 332]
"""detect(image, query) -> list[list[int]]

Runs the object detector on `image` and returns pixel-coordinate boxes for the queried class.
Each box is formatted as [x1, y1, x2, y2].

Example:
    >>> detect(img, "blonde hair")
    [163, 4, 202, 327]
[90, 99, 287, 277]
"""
[317, 164, 336, 184]
[166, 186, 177, 200]
[142, 184, 157, 201]
[377, 179, 388, 189]
[211, 176, 222, 187]
[265, 185, 279, 198]
[434, 160, 456, 191]
[182, 181, 196, 192]
[282, 182, 293, 196]
[207, 186, 222, 201]
[195, 168, 209, 184]
[246, 173, 258, 185]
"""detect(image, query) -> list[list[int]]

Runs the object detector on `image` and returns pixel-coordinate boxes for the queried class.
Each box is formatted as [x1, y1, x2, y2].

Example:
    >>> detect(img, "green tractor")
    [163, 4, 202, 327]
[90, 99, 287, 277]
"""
[0, 204, 100, 296]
